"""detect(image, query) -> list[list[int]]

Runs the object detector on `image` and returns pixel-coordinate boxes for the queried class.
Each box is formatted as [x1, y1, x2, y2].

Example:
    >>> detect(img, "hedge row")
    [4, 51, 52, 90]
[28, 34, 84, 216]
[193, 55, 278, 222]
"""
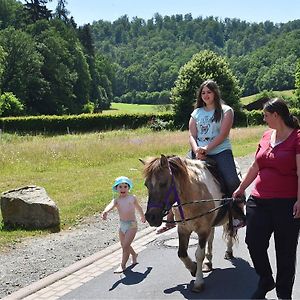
[0, 112, 174, 134]
[1, 109, 300, 134]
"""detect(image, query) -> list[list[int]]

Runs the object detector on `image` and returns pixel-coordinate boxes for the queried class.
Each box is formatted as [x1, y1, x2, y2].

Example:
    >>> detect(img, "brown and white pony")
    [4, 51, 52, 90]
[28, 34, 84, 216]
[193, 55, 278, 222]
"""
[141, 154, 239, 292]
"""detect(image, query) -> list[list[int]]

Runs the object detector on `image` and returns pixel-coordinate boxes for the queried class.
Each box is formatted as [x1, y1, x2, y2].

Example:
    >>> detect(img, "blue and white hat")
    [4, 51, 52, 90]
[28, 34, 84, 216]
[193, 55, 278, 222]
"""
[112, 176, 133, 191]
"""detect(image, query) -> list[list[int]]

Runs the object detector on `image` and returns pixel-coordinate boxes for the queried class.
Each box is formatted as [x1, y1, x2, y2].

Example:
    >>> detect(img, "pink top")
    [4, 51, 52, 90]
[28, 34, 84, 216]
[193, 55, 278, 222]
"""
[251, 128, 300, 199]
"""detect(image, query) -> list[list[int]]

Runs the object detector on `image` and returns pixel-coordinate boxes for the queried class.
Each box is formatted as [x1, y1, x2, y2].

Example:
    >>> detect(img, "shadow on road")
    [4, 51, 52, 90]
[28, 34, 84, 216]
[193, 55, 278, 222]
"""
[164, 257, 257, 299]
[109, 265, 153, 291]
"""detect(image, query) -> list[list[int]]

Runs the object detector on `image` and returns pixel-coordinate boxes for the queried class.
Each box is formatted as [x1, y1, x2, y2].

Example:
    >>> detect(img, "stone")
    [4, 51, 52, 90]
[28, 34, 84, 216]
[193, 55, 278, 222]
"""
[0, 185, 60, 230]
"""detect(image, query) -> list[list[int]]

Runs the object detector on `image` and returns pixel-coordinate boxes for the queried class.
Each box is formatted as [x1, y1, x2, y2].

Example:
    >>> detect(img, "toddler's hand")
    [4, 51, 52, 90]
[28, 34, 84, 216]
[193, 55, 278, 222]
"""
[101, 211, 107, 220]
[141, 215, 146, 223]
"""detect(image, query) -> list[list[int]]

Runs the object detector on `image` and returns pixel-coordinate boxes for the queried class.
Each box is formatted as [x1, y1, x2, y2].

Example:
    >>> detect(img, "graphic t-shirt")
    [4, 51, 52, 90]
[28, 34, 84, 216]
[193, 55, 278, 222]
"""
[191, 104, 232, 155]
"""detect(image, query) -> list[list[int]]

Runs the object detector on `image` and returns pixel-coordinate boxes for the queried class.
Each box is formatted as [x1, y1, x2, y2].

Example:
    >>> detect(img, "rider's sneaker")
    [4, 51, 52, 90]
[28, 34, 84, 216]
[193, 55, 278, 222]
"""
[233, 218, 246, 230]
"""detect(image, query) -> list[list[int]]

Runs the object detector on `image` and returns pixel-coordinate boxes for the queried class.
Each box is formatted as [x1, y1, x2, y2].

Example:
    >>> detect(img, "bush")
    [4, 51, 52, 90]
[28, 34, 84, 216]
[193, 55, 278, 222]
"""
[0, 92, 24, 117]
[147, 117, 175, 131]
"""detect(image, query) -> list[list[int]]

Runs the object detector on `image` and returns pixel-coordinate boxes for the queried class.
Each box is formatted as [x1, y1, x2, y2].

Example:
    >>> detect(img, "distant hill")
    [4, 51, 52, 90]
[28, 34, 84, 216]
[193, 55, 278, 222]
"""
[91, 16, 300, 100]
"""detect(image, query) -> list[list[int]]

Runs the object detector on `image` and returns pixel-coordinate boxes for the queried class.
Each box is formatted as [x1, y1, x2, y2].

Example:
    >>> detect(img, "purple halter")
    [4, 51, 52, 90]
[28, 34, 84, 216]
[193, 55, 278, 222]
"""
[147, 173, 185, 222]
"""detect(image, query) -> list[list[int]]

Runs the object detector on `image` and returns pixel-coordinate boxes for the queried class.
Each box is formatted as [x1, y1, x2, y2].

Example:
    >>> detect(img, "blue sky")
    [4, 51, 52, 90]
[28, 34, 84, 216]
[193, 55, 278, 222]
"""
[46, 0, 300, 26]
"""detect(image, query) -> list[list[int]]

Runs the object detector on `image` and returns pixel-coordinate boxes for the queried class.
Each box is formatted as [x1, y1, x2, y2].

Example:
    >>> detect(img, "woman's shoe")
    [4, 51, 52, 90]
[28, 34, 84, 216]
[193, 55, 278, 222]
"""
[251, 278, 275, 299]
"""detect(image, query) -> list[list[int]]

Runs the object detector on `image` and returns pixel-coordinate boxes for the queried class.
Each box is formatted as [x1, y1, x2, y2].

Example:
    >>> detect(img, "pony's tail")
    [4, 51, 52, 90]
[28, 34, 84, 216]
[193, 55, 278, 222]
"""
[224, 202, 239, 241]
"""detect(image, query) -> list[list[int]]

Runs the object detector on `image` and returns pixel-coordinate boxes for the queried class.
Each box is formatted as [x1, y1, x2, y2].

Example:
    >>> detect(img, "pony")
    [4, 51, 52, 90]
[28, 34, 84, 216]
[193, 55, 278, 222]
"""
[141, 154, 243, 292]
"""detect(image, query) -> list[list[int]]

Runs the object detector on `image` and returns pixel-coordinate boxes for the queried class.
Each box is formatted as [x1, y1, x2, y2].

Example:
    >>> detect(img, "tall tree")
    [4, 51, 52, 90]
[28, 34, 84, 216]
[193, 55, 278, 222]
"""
[295, 59, 300, 102]
[171, 50, 241, 128]
[54, 0, 69, 23]
[0, 27, 45, 114]
[24, 0, 52, 23]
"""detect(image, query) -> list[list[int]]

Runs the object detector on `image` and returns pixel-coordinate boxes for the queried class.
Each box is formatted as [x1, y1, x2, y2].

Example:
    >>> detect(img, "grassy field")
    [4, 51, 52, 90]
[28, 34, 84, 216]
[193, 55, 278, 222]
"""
[0, 126, 267, 248]
[104, 90, 296, 114]
[240, 89, 295, 105]
[102, 102, 171, 114]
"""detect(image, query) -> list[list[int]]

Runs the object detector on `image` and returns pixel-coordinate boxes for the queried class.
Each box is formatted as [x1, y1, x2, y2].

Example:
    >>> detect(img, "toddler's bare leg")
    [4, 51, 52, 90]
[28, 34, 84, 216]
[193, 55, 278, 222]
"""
[114, 228, 137, 273]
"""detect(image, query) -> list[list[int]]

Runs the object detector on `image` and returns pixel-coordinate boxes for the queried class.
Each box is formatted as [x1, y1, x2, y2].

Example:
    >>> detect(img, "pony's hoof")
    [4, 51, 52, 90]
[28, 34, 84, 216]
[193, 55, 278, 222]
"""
[190, 262, 197, 277]
[202, 262, 212, 272]
[192, 282, 205, 292]
[224, 250, 234, 260]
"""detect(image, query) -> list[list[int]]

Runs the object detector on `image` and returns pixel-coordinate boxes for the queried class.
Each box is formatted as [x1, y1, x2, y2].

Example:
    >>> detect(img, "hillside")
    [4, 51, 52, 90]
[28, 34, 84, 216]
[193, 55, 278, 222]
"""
[91, 16, 300, 99]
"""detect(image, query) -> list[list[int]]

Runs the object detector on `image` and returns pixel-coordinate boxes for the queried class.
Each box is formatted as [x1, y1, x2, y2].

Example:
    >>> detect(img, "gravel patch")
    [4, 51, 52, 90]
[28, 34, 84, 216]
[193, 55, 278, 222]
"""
[0, 154, 254, 298]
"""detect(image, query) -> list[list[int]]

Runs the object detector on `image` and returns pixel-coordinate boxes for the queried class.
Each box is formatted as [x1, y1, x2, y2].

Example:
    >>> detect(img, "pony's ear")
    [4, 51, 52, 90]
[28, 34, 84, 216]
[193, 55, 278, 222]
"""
[139, 158, 145, 165]
[160, 154, 169, 168]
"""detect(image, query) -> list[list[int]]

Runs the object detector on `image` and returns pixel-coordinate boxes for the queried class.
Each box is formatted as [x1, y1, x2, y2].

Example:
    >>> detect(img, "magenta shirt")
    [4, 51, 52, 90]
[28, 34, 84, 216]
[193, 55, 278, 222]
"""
[251, 128, 300, 199]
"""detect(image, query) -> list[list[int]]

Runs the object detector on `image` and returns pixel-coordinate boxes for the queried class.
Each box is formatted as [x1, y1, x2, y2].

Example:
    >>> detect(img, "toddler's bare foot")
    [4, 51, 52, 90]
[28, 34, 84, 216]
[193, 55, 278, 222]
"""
[114, 265, 125, 273]
[132, 253, 138, 265]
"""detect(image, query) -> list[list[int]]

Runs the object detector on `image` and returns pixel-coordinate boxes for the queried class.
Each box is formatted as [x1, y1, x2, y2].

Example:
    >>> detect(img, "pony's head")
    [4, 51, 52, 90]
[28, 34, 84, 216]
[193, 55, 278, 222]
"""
[140, 155, 188, 227]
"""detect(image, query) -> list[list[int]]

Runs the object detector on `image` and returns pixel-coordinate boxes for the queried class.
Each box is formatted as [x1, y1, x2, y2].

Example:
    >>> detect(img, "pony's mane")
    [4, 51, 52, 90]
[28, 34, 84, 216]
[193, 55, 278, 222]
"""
[143, 155, 189, 180]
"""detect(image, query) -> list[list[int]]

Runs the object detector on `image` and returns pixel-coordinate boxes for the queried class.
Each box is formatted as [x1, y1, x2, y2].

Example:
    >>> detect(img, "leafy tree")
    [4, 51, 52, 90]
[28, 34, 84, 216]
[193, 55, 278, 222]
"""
[0, 27, 44, 114]
[171, 50, 241, 128]
[0, 92, 24, 116]
[295, 59, 300, 102]
[0, 0, 24, 29]
[0, 45, 6, 92]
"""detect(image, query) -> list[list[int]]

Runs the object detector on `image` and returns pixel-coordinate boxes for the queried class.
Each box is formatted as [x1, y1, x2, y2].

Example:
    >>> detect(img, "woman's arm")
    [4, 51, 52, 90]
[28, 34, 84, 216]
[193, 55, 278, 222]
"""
[188, 117, 199, 153]
[293, 154, 300, 218]
[233, 160, 259, 198]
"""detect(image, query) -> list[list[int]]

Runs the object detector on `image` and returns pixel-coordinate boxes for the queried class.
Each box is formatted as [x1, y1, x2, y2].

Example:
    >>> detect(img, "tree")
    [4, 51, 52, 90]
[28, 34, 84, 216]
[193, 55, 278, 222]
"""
[295, 59, 300, 102]
[171, 50, 242, 128]
[0, 27, 44, 114]
[54, 0, 69, 23]
[0, 0, 24, 29]
[24, 0, 52, 23]
[0, 45, 6, 93]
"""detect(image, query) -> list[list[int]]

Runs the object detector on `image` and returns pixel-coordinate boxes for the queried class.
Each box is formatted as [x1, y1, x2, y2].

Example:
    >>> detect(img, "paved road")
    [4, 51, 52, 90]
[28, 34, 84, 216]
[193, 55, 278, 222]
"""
[5, 212, 300, 299]
[6, 224, 300, 300]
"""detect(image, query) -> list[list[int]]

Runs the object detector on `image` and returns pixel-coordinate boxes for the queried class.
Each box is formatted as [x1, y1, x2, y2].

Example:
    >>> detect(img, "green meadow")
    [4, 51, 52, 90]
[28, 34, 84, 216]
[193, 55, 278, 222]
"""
[0, 125, 266, 249]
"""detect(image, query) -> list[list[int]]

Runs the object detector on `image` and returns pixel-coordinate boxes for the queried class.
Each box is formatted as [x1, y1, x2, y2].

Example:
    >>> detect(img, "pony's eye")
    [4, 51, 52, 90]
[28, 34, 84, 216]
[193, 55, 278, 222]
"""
[159, 182, 167, 188]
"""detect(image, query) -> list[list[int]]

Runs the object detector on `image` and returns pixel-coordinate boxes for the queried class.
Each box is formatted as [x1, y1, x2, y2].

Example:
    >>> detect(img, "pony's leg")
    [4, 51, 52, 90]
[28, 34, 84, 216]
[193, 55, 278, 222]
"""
[203, 228, 214, 272]
[193, 234, 207, 292]
[223, 224, 234, 260]
[177, 228, 196, 277]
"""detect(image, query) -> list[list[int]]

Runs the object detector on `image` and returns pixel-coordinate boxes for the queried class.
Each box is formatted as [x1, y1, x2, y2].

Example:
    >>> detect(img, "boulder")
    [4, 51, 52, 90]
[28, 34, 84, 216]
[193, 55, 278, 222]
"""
[0, 185, 60, 230]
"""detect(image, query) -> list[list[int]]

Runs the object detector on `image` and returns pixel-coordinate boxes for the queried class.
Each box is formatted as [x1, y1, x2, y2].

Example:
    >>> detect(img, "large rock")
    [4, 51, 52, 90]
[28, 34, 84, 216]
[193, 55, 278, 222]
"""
[0, 185, 60, 230]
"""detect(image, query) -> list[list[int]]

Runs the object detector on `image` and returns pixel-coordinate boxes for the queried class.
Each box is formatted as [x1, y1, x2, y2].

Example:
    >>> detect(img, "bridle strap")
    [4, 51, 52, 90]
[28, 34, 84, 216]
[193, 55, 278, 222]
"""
[169, 175, 185, 222]
[147, 174, 186, 221]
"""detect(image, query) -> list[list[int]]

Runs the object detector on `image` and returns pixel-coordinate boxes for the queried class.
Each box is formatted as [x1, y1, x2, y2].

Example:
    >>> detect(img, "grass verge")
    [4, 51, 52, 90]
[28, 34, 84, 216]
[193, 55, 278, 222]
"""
[0, 126, 266, 249]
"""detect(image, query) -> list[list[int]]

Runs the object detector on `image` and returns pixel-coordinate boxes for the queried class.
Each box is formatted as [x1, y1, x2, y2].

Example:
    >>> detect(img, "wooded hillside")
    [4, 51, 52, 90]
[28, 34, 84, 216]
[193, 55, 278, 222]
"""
[0, 0, 300, 117]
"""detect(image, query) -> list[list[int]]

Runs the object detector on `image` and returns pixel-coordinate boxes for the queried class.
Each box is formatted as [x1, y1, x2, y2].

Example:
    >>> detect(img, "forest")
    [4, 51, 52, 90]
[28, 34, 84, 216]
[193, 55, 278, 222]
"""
[0, 0, 300, 117]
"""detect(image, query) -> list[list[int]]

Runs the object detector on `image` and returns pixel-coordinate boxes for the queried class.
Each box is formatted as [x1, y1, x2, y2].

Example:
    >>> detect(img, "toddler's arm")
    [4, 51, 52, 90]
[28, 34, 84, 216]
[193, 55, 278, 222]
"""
[101, 199, 116, 220]
[133, 196, 146, 223]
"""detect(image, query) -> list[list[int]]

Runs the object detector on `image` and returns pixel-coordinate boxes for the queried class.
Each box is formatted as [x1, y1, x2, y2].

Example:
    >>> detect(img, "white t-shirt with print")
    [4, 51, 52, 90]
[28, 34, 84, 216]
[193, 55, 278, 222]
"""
[191, 104, 233, 155]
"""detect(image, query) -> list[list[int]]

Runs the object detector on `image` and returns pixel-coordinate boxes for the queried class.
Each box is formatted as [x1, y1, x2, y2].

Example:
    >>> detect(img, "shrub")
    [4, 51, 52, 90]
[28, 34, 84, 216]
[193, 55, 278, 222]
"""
[0, 92, 24, 117]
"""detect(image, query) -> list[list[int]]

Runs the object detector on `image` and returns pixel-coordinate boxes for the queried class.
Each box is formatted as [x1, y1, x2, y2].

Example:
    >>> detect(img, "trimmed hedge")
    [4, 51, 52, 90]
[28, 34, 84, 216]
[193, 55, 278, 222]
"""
[1, 108, 300, 134]
[0, 112, 174, 134]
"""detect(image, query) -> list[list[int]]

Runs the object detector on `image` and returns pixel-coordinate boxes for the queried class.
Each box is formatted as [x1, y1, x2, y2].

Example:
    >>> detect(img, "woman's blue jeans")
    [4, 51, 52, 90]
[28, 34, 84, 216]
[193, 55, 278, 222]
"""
[188, 149, 241, 197]
[207, 149, 241, 197]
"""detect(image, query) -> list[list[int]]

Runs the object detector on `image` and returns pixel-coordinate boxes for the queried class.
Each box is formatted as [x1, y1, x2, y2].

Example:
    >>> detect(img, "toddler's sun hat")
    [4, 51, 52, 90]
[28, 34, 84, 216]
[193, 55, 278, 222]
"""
[112, 176, 133, 191]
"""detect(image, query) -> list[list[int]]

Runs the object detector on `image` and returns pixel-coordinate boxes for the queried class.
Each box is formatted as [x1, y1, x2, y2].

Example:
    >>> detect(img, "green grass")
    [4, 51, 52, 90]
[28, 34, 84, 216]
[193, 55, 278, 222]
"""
[240, 89, 295, 105]
[102, 102, 172, 114]
[0, 126, 266, 249]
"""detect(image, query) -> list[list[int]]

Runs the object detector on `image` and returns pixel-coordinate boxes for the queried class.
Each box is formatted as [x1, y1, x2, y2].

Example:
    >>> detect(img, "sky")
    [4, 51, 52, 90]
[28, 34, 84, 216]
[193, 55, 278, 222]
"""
[45, 0, 300, 26]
